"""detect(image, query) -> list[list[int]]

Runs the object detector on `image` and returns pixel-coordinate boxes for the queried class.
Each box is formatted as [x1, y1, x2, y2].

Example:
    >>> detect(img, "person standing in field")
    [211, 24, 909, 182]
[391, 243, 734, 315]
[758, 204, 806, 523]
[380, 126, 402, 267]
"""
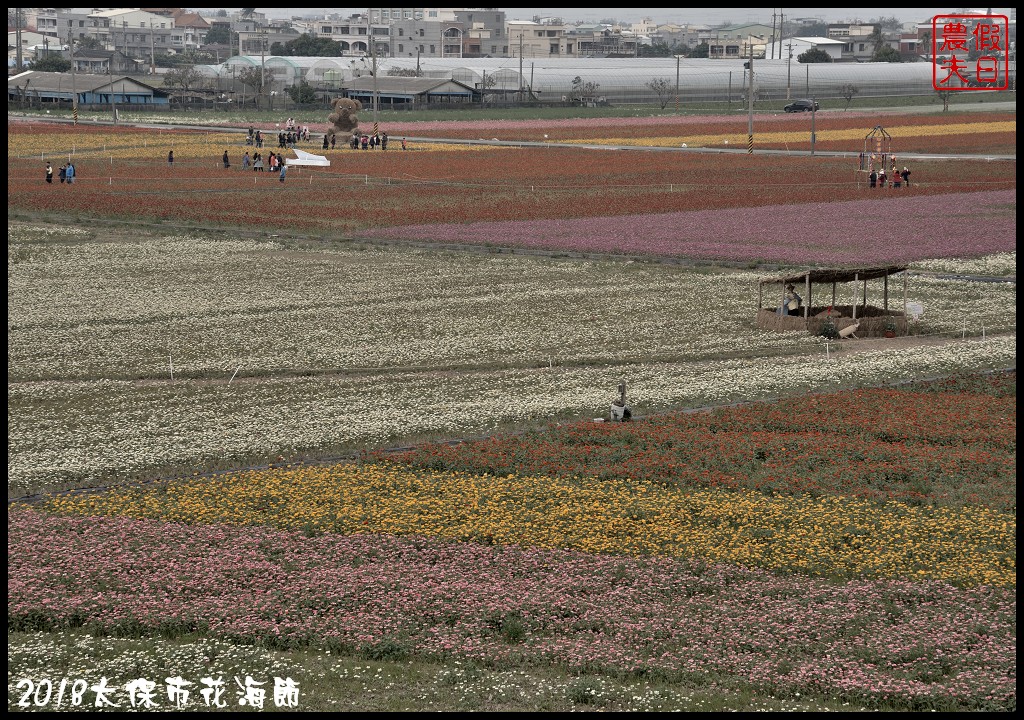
[278, 156, 287, 183]
[59, 164, 67, 183]
[242, 151, 251, 171]
[901, 167, 911, 187]
[401, 137, 407, 151]
[168, 150, 174, 167]
[223, 150, 230, 169]
[381, 132, 388, 151]
[868, 169, 877, 188]
[65, 162, 76, 184]
[46, 162, 53, 183]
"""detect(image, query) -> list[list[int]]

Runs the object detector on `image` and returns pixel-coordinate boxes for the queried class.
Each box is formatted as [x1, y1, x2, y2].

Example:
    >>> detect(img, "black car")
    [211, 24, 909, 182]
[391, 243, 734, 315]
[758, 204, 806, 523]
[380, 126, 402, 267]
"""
[784, 99, 820, 113]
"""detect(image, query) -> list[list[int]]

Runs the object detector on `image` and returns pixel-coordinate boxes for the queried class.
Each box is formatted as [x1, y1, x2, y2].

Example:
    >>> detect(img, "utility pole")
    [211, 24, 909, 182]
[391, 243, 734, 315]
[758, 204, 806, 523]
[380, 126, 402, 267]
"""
[770, 9, 776, 59]
[150, 27, 155, 74]
[811, 96, 817, 155]
[518, 31, 524, 102]
[786, 41, 793, 99]
[16, 8, 23, 71]
[108, 55, 116, 123]
[260, 27, 266, 103]
[675, 54, 681, 111]
[68, 22, 78, 124]
[368, 8, 379, 138]
[746, 45, 754, 154]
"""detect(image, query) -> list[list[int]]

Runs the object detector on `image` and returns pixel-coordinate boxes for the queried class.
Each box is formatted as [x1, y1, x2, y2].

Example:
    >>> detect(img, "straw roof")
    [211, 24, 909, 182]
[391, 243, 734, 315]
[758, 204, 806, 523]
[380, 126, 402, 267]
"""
[760, 266, 908, 285]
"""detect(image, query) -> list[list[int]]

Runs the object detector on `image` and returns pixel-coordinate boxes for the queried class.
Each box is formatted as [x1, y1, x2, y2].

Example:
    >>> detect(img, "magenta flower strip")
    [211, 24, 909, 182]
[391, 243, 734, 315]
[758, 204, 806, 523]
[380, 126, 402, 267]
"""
[8, 509, 1014, 709]
[364, 190, 1016, 265]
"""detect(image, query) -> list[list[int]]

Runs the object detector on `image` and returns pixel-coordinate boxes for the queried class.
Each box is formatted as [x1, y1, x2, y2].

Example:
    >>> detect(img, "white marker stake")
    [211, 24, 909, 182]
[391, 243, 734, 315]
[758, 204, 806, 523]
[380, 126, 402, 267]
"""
[229, 366, 241, 385]
[169, 353, 174, 382]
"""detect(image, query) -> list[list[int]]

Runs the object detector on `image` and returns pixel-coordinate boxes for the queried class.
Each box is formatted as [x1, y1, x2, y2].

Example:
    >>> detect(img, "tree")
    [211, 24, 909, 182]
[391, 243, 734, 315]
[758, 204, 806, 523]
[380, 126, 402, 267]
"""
[163, 65, 205, 105]
[570, 76, 600, 104]
[870, 15, 902, 32]
[270, 33, 340, 57]
[839, 84, 859, 111]
[871, 45, 902, 63]
[386, 67, 420, 77]
[76, 36, 103, 50]
[639, 42, 673, 58]
[645, 77, 672, 109]
[936, 89, 953, 112]
[798, 47, 833, 63]
[237, 66, 272, 108]
[29, 54, 71, 72]
[688, 41, 709, 59]
[204, 25, 230, 46]
[287, 80, 316, 105]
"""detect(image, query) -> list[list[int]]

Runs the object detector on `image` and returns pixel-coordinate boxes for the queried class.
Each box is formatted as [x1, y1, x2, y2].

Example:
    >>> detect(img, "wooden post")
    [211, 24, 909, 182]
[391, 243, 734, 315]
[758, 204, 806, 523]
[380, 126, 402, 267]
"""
[831, 282, 836, 309]
[803, 273, 810, 319]
[863, 278, 867, 311]
[757, 281, 763, 311]
[883, 273, 889, 312]
[618, 382, 626, 406]
[852, 273, 858, 320]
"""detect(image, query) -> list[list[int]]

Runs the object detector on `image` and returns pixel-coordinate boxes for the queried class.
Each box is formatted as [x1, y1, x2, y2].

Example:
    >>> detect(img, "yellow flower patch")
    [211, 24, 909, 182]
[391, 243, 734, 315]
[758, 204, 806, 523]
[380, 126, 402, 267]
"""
[561, 120, 1017, 148]
[33, 463, 1015, 588]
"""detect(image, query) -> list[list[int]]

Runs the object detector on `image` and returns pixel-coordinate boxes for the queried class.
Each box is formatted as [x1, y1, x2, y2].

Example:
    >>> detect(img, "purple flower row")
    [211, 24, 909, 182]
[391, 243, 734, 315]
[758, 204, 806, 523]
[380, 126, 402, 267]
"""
[8, 509, 1015, 709]
[364, 190, 1016, 264]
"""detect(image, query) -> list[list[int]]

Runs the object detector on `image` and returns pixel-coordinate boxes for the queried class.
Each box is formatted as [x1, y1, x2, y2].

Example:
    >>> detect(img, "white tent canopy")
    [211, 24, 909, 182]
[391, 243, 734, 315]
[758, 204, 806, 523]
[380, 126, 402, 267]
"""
[287, 148, 330, 167]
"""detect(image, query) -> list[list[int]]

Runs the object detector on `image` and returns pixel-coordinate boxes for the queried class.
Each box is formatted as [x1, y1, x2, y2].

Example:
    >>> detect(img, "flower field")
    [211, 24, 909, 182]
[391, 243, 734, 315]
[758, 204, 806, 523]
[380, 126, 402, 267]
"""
[375, 111, 1018, 155]
[6, 105, 1017, 711]
[7, 223, 1016, 495]
[9, 370, 1016, 710]
[8, 119, 1016, 246]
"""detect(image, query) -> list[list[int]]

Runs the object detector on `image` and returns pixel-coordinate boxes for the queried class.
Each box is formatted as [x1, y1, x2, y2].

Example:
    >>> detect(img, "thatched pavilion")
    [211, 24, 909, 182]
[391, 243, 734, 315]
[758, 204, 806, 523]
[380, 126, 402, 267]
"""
[756, 266, 909, 337]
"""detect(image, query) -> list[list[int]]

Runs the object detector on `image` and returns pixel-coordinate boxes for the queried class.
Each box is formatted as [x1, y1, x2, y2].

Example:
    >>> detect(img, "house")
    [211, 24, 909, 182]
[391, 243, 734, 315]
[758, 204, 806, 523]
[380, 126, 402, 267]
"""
[71, 48, 142, 74]
[565, 24, 640, 58]
[507, 19, 570, 58]
[342, 76, 478, 107]
[828, 23, 882, 61]
[703, 23, 775, 59]
[769, 37, 845, 62]
[8, 70, 170, 106]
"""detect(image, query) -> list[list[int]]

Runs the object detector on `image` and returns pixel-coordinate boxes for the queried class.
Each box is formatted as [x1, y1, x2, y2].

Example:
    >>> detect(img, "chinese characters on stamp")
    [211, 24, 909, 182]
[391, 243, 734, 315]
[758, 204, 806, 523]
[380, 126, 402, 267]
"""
[932, 14, 1010, 91]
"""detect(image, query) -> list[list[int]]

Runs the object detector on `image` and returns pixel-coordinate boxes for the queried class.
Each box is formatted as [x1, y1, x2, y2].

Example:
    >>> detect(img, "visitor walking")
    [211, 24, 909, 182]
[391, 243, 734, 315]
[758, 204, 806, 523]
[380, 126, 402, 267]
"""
[278, 156, 287, 183]
[46, 161, 53, 183]
[401, 137, 407, 151]
[65, 162, 76, 184]
[58, 164, 67, 183]
[242, 151, 251, 171]
[223, 150, 230, 169]
[901, 167, 911, 187]
[167, 150, 174, 167]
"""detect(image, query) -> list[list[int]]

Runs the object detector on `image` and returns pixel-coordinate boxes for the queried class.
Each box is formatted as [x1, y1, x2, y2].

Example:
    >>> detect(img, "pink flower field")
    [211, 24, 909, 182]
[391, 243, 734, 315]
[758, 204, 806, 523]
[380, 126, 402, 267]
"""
[364, 190, 1016, 264]
[8, 509, 1015, 710]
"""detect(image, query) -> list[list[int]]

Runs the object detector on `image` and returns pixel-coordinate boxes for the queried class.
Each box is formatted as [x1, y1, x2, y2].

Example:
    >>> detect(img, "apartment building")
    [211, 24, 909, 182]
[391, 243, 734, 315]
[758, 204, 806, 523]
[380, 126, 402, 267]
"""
[34, 8, 206, 57]
[507, 19, 569, 57]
